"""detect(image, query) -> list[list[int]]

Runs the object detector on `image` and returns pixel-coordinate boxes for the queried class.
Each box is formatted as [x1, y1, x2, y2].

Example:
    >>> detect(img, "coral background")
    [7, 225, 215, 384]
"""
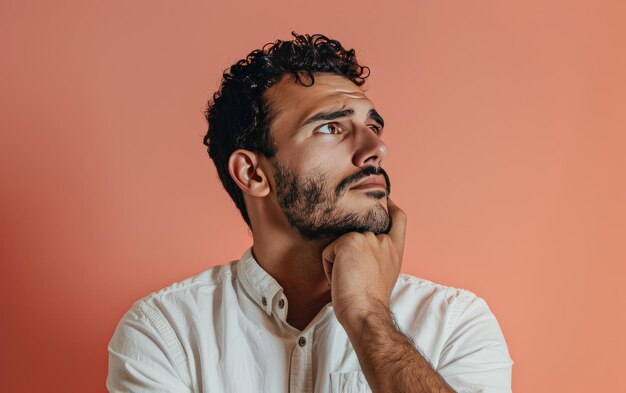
[1, 1, 624, 392]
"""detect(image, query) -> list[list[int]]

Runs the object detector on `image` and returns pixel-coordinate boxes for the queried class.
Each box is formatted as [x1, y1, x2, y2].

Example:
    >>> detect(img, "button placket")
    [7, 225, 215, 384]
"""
[290, 331, 313, 392]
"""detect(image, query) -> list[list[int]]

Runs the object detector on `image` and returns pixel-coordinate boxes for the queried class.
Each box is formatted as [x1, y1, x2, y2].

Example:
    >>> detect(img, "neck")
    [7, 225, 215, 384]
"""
[251, 229, 334, 331]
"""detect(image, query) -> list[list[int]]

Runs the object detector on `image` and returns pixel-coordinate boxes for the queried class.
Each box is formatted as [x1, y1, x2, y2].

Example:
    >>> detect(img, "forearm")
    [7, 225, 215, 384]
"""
[342, 302, 456, 393]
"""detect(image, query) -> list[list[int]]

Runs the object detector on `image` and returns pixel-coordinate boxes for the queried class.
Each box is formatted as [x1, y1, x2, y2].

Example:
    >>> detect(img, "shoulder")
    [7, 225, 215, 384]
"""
[110, 260, 240, 342]
[390, 273, 513, 377]
[108, 260, 240, 362]
[121, 259, 243, 321]
[106, 262, 241, 392]
[391, 273, 499, 334]
[141, 260, 237, 303]
[393, 273, 481, 309]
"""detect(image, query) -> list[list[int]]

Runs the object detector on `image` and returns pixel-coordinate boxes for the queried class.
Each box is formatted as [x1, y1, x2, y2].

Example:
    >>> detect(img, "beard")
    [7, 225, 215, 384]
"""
[269, 157, 392, 240]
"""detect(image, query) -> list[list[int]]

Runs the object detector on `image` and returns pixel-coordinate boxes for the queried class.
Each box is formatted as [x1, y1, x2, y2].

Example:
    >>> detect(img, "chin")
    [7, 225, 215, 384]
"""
[353, 205, 391, 234]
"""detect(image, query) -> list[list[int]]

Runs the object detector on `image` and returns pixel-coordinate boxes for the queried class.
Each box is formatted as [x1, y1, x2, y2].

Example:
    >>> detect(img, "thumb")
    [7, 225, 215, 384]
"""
[321, 241, 337, 283]
[386, 198, 407, 260]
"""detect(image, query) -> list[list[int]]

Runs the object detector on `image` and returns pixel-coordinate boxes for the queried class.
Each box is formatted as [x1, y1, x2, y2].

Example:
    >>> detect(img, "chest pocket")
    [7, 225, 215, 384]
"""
[329, 371, 373, 393]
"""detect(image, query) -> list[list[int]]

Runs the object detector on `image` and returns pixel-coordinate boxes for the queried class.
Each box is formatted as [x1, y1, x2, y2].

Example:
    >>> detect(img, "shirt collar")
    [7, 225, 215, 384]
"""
[237, 246, 283, 316]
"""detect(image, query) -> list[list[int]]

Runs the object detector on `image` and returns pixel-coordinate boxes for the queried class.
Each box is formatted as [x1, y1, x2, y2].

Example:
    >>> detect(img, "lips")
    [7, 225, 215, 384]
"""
[349, 175, 387, 190]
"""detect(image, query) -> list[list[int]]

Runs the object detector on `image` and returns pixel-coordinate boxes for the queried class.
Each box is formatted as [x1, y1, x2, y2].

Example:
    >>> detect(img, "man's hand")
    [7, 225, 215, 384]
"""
[321, 200, 458, 393]
[321, 198, 407, 328]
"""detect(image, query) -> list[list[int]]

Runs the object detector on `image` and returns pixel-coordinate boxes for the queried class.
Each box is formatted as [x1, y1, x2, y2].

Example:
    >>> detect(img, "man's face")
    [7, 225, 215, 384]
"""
[262, 72, 391, 240]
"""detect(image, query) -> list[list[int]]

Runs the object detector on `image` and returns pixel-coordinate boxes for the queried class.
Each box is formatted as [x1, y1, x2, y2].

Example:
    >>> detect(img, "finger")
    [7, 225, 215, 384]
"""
[321, 241, 337, 283]
[322, 262, 332, 284]
[386, 198, 407, 258]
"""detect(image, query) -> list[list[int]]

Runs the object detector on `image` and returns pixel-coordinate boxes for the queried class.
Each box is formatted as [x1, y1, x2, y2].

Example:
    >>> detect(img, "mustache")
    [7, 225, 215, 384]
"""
[336, 166, 391, 197]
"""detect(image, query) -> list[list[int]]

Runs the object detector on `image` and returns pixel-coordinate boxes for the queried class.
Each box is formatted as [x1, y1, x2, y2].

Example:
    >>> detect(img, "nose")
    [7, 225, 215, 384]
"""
[351, 125, 387, 168]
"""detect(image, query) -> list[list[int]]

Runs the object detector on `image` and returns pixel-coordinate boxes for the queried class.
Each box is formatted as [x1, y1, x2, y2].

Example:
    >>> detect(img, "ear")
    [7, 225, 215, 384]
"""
[228, 149, 271, 198]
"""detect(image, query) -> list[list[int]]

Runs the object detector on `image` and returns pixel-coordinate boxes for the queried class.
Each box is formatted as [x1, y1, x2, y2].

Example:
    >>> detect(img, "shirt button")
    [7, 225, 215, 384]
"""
[261, 297, 267, 306]
[298, 337, 307, 347]
[278, 298, 285, 309]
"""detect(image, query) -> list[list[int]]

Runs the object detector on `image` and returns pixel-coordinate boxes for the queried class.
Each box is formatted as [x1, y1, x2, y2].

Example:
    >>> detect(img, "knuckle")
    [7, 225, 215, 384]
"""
[345, 232, 361, 242]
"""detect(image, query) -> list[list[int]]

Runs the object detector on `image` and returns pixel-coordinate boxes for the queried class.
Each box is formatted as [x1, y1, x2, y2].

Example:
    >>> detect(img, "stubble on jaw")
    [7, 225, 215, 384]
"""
[269, 158, 391, 240]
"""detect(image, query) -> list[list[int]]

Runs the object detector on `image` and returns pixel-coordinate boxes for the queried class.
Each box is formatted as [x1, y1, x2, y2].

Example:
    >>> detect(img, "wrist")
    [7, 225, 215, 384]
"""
[338, 300, 392, 338]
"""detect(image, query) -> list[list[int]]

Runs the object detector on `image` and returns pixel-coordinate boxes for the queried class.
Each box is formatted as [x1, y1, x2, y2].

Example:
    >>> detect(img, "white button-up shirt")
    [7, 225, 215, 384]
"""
[107, 247, 513, 393]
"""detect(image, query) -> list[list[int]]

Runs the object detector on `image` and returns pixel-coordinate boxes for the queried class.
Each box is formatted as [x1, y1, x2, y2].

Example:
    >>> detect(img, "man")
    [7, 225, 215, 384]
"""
[107, 32, 513, 393]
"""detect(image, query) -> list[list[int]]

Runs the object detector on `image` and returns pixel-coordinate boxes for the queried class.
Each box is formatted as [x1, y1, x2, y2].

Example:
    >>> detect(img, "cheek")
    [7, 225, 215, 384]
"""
[289, 143, 354, 187]
[313, 160, 346, 184]
[289, 148, 331, 173]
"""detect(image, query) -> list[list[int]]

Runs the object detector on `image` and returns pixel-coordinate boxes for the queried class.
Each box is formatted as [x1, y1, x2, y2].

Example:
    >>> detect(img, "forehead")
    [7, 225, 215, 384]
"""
[263, 72, 373, 137]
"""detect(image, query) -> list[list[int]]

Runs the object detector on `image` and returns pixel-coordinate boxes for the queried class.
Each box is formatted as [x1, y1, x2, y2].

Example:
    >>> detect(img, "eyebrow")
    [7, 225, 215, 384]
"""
[300, 108, 385, 129]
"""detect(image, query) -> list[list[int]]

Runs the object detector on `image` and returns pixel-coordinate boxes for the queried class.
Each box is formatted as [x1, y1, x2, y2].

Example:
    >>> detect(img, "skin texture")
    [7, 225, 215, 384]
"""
[228, 72, 455, 392]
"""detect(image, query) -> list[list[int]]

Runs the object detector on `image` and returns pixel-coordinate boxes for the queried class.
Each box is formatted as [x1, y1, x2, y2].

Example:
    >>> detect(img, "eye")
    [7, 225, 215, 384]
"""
[316, 122, 342, 135]
[369, 124, 383, 136]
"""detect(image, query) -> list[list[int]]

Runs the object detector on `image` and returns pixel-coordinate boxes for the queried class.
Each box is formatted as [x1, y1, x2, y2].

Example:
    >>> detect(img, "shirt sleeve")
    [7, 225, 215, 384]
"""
[106, 300, 193, 393]
[436, 294, 514, 393]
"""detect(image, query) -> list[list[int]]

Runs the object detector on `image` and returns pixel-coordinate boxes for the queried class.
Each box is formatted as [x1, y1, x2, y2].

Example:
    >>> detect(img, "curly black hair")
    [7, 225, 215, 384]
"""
[202, 32, 370, 229]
